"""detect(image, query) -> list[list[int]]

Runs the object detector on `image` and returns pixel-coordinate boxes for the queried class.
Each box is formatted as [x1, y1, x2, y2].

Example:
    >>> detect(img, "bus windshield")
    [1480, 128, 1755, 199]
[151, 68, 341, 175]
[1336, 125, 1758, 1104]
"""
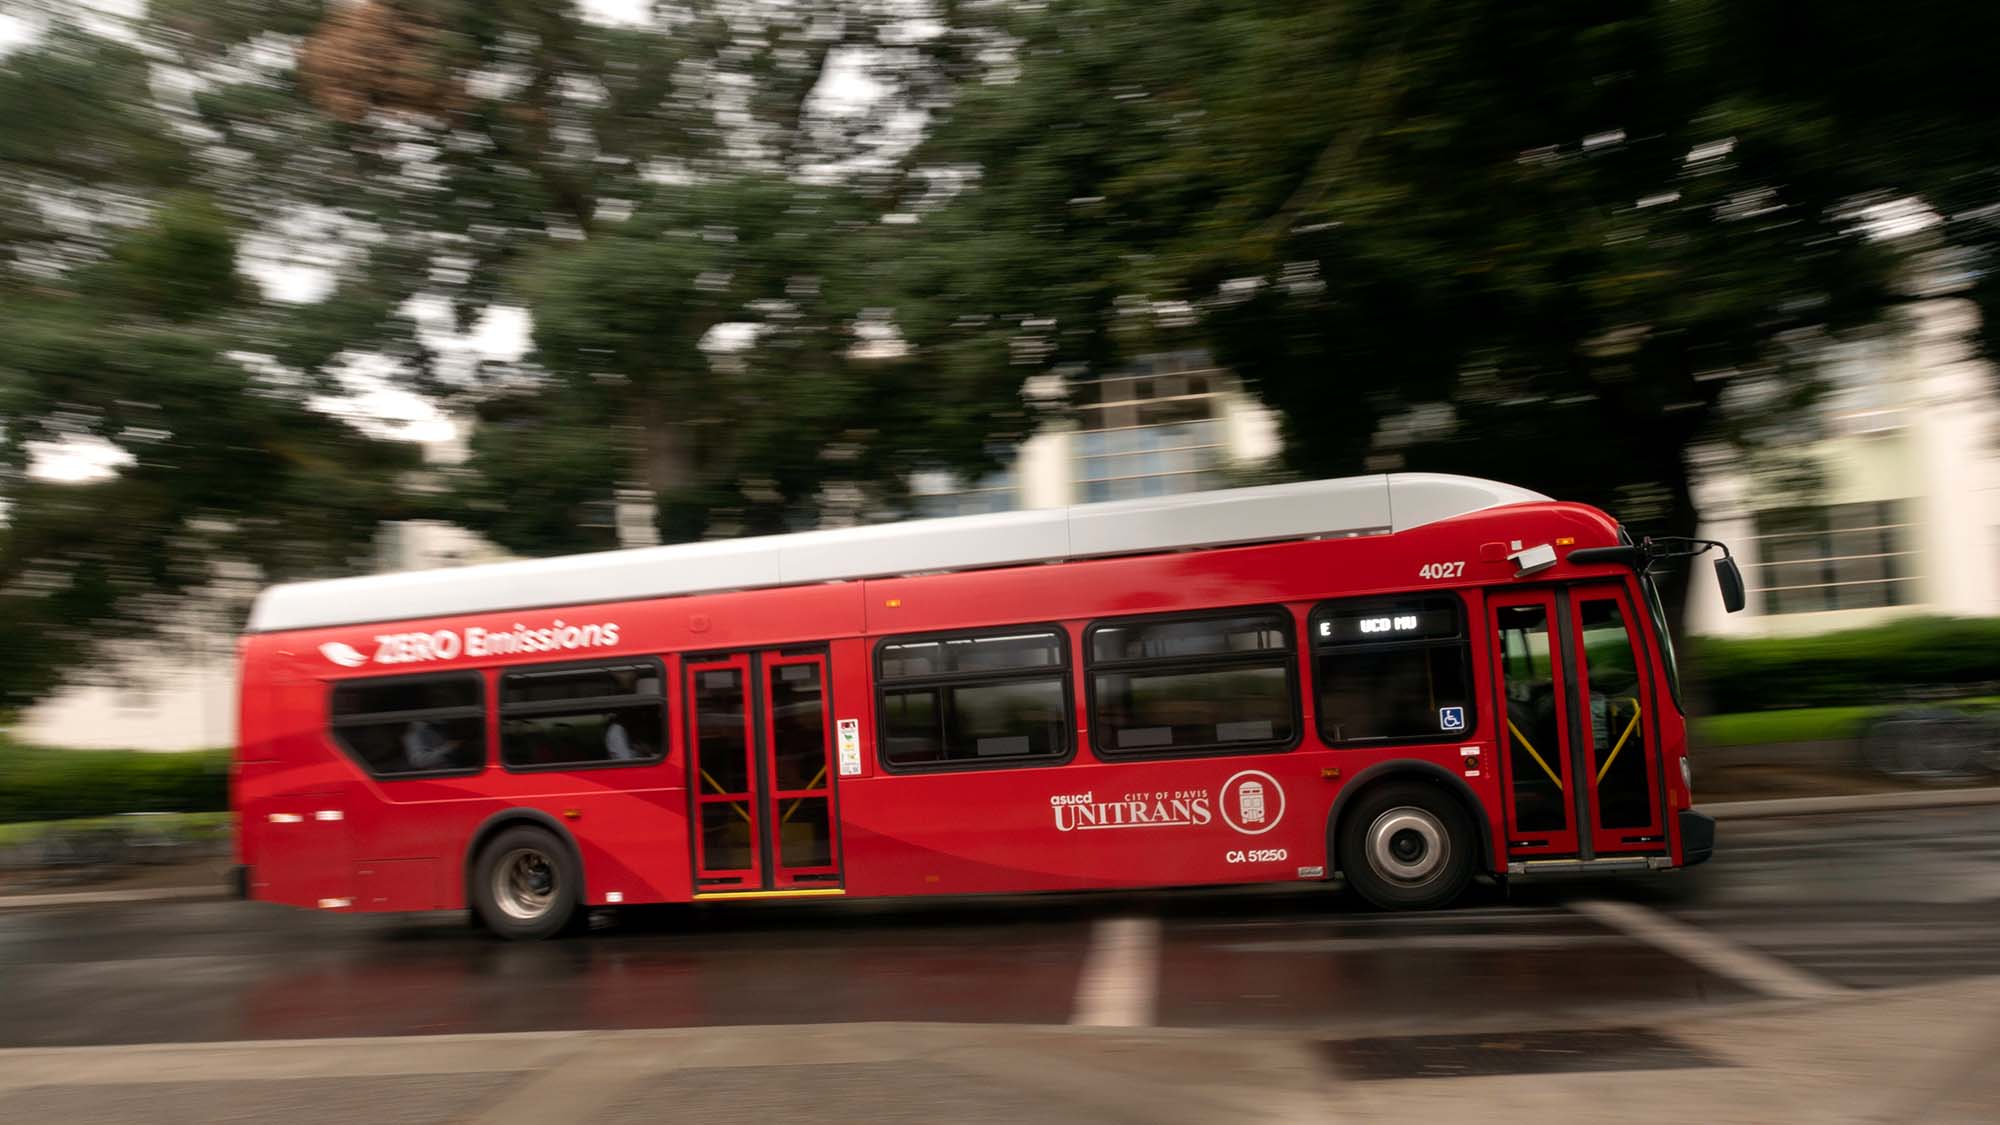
[1639, 572, 1684, 712]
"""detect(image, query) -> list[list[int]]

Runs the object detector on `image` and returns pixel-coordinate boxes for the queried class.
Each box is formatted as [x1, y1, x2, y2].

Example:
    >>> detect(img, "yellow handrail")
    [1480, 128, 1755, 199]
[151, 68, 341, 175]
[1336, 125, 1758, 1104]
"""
[1507, 719, 1564, 791]
[782, 764, 829, 824]
[700, 768, 752, 824]
[1595, 698, 1644, 785]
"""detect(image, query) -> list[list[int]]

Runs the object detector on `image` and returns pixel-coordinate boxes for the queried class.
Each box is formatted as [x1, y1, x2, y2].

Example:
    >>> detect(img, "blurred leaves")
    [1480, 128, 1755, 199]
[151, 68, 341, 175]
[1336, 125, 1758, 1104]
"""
[910, 0, 1997, 627]
[5, 0, 2000, 711]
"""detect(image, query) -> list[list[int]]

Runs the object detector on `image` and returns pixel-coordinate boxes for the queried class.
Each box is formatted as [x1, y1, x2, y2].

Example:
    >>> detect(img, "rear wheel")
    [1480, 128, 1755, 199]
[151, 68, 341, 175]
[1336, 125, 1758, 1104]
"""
[1339, 782, 1475, 910]
[471, 825, 580, 940]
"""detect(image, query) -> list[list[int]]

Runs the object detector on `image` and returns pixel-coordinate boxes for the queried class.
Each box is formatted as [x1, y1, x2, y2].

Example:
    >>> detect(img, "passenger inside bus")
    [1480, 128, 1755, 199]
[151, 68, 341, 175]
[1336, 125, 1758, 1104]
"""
[401, 720, 460, 771]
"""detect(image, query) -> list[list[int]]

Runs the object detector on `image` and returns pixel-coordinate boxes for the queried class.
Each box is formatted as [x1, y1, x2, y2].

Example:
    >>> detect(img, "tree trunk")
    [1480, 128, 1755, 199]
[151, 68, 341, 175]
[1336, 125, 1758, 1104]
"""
[631, 394, 696, 540]
[1646, 429, 1715, 718]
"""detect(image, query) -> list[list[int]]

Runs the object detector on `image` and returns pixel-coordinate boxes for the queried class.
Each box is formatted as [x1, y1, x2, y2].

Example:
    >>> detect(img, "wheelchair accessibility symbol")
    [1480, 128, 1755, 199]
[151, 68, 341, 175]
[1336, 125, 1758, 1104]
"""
[1439, 706, 1466, 731]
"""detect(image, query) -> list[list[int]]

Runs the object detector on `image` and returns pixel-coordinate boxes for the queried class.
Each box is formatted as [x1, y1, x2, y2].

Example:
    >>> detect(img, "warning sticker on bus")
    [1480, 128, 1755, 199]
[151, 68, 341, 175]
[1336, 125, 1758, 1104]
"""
[837, 719, 862, 776]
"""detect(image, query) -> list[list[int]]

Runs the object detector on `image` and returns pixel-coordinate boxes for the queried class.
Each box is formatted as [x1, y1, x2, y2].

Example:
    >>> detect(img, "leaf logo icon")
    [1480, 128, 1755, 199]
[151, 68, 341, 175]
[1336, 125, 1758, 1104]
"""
[319, 641, 371, 668]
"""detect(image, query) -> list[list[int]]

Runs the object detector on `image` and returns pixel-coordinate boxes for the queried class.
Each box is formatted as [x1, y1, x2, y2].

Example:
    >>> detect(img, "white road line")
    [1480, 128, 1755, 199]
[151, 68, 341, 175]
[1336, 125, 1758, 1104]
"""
[1570, 898, 1849, 1001]
[1071, 916, 1161, 1027]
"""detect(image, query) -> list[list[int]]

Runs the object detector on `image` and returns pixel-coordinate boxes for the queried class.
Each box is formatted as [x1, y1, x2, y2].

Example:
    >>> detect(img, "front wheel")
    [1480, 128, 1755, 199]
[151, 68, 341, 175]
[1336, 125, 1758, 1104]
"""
[471, 825, 580, 940]
[1338, 782, 1475, 910]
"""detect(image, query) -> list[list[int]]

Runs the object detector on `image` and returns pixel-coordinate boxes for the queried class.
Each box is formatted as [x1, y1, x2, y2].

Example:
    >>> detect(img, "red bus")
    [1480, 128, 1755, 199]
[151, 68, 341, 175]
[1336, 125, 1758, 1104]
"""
[232, 473, 1743, 939]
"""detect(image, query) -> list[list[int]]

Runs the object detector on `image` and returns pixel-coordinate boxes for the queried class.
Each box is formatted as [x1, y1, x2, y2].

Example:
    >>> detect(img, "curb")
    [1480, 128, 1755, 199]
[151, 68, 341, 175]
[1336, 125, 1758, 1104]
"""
[1706, 786, 2000, 820]
[0, 885, 225, 910]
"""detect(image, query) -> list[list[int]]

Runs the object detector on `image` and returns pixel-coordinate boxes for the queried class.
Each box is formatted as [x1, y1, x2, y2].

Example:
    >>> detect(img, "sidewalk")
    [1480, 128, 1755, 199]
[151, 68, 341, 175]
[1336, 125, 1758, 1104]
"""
[0, 977, 1993, 1124]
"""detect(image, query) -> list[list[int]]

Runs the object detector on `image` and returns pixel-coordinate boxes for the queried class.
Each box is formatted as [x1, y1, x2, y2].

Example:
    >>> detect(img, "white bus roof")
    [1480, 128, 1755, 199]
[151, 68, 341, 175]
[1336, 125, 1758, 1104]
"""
[245, 472, 1548, 634]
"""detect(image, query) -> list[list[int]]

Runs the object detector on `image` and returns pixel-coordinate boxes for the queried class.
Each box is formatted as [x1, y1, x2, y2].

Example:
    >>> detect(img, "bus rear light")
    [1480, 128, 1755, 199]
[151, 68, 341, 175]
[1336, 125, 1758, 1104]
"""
[268, 813, 302, 824]
[316, 898, 351, 910]
[605, 892, 623, 903]
[314, 810, 343, 821]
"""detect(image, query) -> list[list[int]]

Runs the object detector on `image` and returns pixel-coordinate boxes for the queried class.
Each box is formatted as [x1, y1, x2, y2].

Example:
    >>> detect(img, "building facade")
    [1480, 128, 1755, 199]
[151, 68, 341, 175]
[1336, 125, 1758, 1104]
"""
[1685, 299, 2000, 636]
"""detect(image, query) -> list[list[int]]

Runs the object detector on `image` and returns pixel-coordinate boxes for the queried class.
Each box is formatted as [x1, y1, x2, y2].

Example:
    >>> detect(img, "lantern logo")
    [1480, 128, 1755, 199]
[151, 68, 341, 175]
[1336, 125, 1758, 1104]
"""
[1219, 770, 1284, 835]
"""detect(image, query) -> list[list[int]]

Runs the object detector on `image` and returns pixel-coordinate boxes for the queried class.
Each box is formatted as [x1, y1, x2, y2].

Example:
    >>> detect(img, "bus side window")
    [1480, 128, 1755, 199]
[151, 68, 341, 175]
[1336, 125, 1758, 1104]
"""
[1311, 595, 1475, 746]
[498, 660, 666, 771]
[1085, 608, 1299, 758]
[329, 673, 486, 778]
[876, 628, 1071, 770]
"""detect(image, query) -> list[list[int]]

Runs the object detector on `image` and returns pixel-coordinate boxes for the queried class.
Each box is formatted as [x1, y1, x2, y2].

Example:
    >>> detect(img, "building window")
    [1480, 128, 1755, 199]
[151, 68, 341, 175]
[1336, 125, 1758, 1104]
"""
[499, 660, 665, 770]
[876, 628, 1071, 769]
[1086, 609, 1298, 757]
[1071, 351, 1231, 502]
[909, 467, 1019, 517]
[1749, 500, 1918, 614]
[329, 673, 486, 777]
[1312, 595, 1475, 746]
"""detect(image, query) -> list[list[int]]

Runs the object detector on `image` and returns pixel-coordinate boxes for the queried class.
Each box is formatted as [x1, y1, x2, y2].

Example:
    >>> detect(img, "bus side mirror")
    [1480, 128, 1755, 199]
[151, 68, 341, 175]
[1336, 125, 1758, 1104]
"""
[1716, 556, 1746, 614]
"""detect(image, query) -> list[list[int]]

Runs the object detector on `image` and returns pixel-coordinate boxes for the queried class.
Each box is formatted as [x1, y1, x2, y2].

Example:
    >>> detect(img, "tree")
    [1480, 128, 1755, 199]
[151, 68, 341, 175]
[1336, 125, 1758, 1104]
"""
[0, 22, 417, 711]
[908, 0, 1967, 632]
[169, 0, 1031, 551]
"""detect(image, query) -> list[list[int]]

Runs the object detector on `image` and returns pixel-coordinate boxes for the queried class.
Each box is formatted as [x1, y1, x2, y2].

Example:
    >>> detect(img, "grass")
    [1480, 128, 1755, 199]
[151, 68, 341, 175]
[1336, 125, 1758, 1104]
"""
[1691, 705, 1883, 747]
[1690, 695, 2000, 747]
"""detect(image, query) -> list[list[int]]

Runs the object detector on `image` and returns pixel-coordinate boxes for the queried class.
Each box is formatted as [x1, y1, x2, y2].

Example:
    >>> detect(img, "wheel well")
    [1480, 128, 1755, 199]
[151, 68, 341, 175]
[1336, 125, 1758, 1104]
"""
[1326, 762, 1495, 877]
[463, 810, 586, 907]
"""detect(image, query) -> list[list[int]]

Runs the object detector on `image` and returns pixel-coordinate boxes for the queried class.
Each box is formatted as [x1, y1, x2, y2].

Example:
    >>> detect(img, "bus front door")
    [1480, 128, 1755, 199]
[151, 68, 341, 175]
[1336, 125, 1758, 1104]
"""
[1488, 584, 1665, 863]
[684, 651, 843, 894]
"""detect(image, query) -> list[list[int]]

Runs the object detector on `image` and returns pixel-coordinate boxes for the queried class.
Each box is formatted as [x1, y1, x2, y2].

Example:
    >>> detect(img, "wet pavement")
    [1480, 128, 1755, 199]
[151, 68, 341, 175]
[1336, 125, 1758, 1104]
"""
[0, 806, 1994, 1048]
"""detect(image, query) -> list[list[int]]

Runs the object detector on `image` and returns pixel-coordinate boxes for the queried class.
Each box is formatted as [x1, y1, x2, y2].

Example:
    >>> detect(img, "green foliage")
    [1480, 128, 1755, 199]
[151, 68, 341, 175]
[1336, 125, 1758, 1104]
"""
[910, 0, 1993, 629]
[0, 740, 230, 824]
[1693, 618, 2000, 713]
[1690, 705, 1884, 748]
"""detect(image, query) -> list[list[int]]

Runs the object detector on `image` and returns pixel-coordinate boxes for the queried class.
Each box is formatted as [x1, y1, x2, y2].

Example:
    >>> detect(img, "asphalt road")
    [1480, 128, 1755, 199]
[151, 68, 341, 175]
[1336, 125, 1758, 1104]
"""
[2, 806, 1996, 1049]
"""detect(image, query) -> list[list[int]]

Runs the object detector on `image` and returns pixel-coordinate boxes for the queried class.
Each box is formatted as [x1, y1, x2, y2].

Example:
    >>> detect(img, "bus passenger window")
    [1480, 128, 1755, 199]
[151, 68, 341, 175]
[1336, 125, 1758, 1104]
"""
[876, 629, 1070, 769]
[1312, 595, 1474, 746]
[500, 660, 665, 770]
[329, 673, 486, 777]
[1086, 609, 1298, 757]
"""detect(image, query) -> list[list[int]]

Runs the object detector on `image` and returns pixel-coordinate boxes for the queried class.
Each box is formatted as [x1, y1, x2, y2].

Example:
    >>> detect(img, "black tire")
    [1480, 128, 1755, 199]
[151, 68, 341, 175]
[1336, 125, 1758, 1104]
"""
[470, 825, 581, 941]
[1337, 781, 1475, 910]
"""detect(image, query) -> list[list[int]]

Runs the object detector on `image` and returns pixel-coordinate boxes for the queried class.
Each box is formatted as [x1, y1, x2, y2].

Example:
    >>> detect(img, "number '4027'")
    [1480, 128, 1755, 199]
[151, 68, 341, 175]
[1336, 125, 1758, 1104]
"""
[1418, 561, 1465, 579]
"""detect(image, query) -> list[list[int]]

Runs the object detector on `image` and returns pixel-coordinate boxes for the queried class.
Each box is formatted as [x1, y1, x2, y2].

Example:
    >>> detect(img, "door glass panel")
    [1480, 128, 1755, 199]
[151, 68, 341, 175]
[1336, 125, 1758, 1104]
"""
[1577, 599, 1654, 831]
[693, 667, 749, 794]
[778, 797, 833, 868]
[768, 663, 827, 791]
[700, 801, 754, 871]
[1495, 604, 1567, 833]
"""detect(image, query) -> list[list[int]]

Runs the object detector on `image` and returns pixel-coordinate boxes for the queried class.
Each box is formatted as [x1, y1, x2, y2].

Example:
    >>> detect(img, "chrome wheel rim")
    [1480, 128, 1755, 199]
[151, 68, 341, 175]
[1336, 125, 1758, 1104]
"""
[1366, 807, 1448, 885]
[492, 847, 558, 921]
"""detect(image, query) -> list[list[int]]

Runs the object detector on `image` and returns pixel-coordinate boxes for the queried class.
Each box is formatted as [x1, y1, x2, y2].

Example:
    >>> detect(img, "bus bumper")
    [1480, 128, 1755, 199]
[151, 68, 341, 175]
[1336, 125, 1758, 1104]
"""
[1679, 809, 1716, 867]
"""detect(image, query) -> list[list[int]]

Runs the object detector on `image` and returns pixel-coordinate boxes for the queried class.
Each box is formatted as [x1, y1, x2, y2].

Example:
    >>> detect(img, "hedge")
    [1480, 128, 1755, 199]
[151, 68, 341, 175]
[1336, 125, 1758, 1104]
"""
[1692, 616, 2000, 713]
[0, 740, 229, 824]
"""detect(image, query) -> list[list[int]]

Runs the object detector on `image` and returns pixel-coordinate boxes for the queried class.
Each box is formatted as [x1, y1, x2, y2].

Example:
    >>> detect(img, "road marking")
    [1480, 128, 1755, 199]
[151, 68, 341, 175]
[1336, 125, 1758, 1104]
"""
[1570, 898, 1848, 1001]
[1071, 916, 1161, 1027]
[0, 886, 221, 910]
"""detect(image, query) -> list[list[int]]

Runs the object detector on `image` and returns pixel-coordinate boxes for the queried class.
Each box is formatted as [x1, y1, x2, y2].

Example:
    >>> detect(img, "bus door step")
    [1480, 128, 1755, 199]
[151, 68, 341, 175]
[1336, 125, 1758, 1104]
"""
[1507, 856, 1671, 877]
